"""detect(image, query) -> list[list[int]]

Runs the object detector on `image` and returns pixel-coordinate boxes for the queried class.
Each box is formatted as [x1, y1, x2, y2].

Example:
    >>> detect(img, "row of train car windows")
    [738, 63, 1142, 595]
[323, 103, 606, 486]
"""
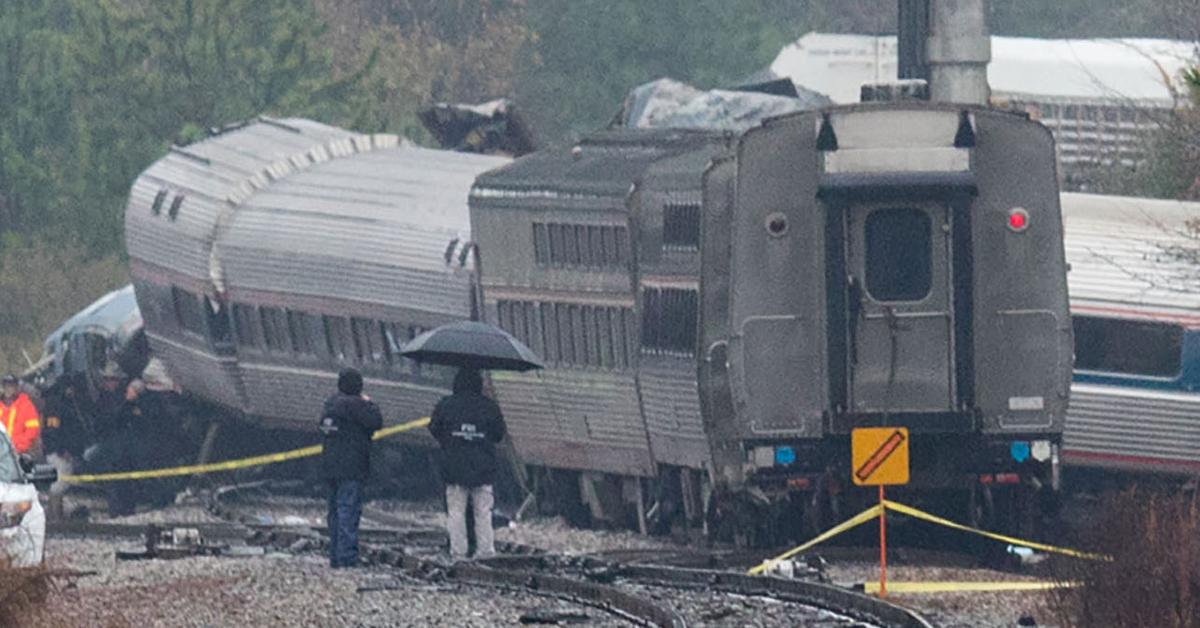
[495, 288, 700, 369]
[1030, 102, 1144, 124]
[497, 300, 638, 369]
[174, 288, 1187, 379]
[532, 222, 628, 268]
[171, 288, 428, 370]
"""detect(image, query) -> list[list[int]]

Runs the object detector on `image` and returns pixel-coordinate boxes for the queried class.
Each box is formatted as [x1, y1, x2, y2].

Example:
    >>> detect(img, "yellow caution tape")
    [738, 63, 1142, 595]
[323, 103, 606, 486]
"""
[862, 580, 1080, 594]
[883, 499, 1110, 561]
[748, 504, 881, 576]
[62, 417, 431, 484]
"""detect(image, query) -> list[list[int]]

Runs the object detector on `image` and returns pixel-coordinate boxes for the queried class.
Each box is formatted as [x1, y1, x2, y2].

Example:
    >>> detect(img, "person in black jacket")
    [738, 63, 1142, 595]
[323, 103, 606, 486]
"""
[318, 368, 383, 568]
[429, 368, 506, 559]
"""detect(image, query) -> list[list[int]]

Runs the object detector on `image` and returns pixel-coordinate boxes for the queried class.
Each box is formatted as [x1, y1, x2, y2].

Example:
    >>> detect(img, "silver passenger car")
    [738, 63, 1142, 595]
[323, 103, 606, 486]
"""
[1060, 193, 1200, 478]
[125, 118, 508, 431]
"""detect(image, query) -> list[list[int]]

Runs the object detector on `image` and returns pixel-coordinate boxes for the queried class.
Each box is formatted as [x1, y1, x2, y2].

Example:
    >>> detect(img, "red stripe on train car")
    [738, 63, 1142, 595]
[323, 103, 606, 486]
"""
[1062, 449, 1200, 472]
[1070, 303, 1200, 328]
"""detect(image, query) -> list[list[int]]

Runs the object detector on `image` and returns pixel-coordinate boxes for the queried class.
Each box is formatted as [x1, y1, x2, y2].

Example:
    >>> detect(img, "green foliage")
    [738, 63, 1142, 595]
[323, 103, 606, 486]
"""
[0, 0, 376, 367]
[0, 0, 366, 255]
[315, 0, 531, 140]
[2, 0, 1199, 369]
[0, 233, 127, 374]
[514, 0, 792, 142]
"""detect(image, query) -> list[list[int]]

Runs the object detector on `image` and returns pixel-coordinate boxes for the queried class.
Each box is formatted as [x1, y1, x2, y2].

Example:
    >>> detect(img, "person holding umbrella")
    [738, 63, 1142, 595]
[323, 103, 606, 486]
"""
[429, 368, 507, 560]
[402, 321, 543, 560]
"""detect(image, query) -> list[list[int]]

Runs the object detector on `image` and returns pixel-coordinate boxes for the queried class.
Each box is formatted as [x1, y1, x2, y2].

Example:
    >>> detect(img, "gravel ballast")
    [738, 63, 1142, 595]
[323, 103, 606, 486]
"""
[34, 496, 1062, 627]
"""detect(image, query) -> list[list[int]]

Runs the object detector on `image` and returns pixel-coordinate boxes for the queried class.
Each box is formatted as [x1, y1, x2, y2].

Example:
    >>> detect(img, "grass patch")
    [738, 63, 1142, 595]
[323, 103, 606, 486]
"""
[1050, 488, 1200, 627]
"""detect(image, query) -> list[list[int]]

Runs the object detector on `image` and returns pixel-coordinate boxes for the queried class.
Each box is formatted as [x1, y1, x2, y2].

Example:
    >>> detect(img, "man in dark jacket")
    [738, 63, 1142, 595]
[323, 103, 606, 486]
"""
[429, 368, 506, 559]
[319, 368, 383, 568]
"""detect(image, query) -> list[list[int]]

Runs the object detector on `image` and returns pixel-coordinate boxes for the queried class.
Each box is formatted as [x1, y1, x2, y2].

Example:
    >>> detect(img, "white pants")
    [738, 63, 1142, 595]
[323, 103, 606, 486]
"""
[445, 484, 495, 559]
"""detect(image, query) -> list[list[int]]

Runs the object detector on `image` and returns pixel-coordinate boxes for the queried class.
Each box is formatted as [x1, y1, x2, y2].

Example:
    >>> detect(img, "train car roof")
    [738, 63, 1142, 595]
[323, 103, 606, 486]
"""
[126, 118, 509, 316]
[471, 127, 729, 202]
[1062, 192, 1200, 321]
[769, 33, 1193, 106]
[126, 118, 360, 288]
[219, 142, 507, 315]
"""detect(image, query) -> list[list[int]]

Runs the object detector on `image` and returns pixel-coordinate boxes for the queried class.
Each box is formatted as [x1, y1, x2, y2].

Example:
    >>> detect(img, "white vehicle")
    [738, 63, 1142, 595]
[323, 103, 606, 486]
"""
[0, 428, 56, 567]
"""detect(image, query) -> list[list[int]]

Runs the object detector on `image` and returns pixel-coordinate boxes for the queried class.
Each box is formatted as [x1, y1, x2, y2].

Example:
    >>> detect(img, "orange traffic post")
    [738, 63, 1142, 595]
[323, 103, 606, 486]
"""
[879, 485, 887, 597]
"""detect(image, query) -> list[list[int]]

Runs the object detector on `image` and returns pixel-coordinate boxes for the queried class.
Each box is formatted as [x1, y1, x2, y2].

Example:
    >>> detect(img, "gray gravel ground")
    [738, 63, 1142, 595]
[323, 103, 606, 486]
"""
[38, 497, 1063, 627]
[825, 562, 1059, 628]
[621, 583, 869, 628]
[33, 537, 633, 627]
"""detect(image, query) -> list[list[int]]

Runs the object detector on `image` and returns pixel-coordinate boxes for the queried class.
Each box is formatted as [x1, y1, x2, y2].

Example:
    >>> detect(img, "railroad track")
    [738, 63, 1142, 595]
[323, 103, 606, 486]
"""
[49, 484, 935, 628]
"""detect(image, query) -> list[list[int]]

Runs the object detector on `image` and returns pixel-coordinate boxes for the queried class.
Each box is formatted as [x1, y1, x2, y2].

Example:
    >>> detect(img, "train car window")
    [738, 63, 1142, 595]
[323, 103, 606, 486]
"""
[600, 227, 617, 266]
[614, 227, 629, 265]
[259, 307, 288, 353]
[381, 323, 400, 366]
[322, 316, 352, 362]
[865, 207, 932, 302]
[575, 305, 592, 366]
[641, 288, 661, 350]
[168, 195, 185, 221]
[557, 304, 576, 364]
[286, 310, 314, 355]
[232, 303, 262, 349]
[496, 301, 510, 335]
[663, 203, 701, 250]
[563, 226, 580, 265]
[497, 301, 524, 347]
[624, 307, 639, 364]
[519, 302, 535, 349]
[574, 227, 589, 267]
[587, 227, 602, 267]
[596, 307, 613, 369]
[611, 307, 628, 369]
[1073, 316, 1184, 377]
[351, 318, 384, 363]
[204, 297, 233, 345]
[151, 189, 168, 215]
[548, 224, 564, 264]
[532, 223, 549, 265]
[541, 303, 559, 364]
[408, 326, 425, 374]
[171, 287, 205, 336]
[641, 287, 697, 356]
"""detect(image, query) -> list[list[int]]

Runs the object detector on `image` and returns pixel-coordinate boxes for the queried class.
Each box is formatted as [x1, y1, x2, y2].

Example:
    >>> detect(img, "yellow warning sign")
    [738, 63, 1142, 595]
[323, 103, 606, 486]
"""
[852, 427, 909, 486]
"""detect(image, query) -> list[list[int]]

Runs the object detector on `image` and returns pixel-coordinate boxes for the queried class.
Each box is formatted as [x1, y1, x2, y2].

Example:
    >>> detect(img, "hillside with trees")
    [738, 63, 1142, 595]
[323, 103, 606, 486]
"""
[0, 0, 1195, 372]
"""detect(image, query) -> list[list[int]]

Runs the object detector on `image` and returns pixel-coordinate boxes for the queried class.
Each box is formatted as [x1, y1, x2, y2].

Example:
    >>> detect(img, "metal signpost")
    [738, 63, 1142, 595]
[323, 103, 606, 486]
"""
[852, 427, 910, 597]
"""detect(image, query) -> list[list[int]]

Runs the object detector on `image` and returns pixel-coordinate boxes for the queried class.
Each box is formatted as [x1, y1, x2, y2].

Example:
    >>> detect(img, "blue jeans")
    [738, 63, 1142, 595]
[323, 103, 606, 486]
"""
[326, 480, 363, 568]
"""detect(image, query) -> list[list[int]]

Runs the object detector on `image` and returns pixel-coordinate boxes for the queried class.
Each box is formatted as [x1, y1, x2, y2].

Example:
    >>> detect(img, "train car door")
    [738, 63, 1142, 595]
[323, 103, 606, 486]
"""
[845, 202, 954, 413]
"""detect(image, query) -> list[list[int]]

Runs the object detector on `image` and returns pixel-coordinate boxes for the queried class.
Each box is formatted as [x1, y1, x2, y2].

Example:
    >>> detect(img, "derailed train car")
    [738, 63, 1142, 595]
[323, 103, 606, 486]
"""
[473, 104, 1071, 539]
[124, 117, 508, 435]
[701, 104, 1071, 537]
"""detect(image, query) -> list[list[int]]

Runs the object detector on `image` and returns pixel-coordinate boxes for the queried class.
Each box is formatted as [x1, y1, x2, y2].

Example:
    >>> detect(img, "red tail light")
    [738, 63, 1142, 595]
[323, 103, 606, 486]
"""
[1008, 208, 1030, 232]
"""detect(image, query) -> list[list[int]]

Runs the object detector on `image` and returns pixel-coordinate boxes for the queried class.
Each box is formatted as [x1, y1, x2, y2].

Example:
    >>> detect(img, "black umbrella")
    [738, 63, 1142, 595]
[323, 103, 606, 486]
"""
[400, 321, 545, 372]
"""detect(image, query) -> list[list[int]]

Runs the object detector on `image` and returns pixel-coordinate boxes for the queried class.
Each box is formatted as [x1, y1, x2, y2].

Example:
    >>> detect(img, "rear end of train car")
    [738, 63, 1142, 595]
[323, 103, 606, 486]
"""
[699, 103, 1073, 535]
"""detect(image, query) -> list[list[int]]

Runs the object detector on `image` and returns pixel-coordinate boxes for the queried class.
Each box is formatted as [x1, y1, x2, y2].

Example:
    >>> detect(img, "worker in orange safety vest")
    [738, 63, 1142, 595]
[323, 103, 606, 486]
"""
[0, 375, 40, 455]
